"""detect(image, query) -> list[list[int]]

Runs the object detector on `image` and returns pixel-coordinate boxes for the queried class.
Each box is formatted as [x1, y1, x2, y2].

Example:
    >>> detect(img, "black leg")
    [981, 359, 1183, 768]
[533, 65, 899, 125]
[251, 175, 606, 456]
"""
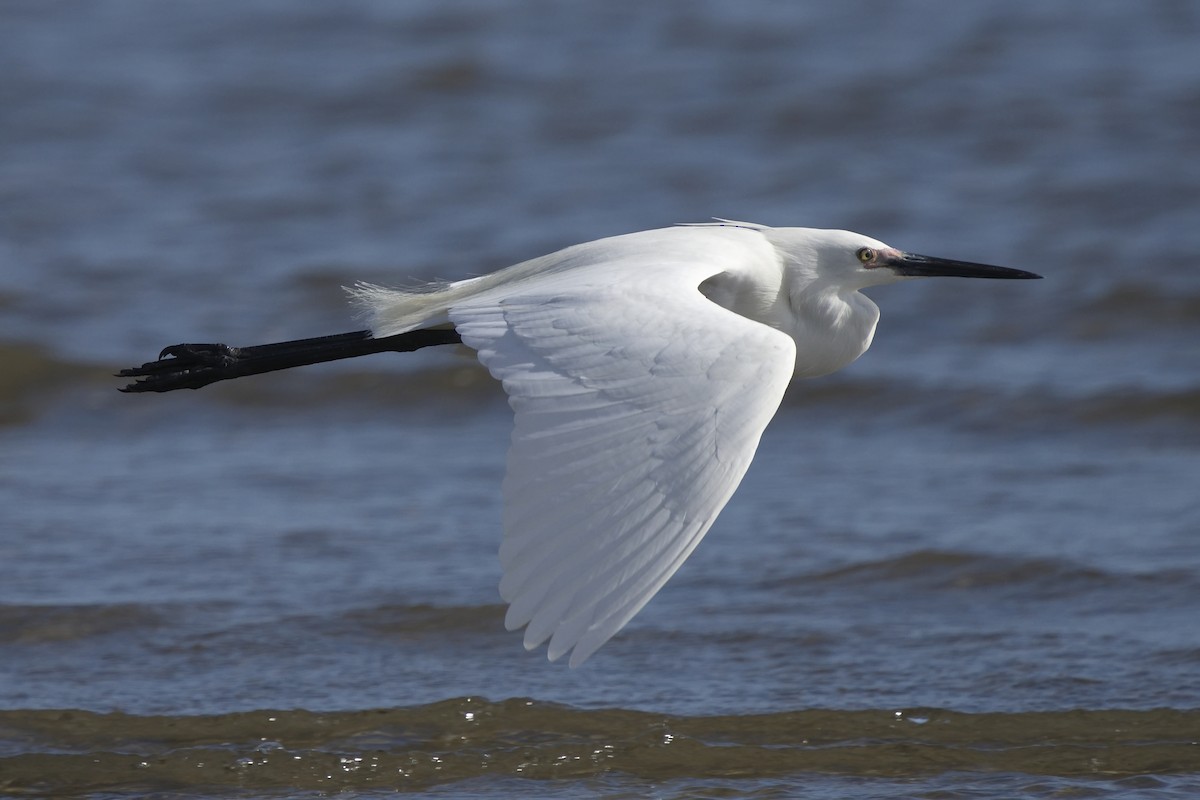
[118, 328, 463, 393]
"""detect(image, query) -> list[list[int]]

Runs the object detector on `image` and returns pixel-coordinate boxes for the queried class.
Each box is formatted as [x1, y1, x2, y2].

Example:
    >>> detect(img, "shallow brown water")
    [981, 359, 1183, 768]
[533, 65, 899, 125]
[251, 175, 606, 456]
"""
[4, 703, 1200, 797]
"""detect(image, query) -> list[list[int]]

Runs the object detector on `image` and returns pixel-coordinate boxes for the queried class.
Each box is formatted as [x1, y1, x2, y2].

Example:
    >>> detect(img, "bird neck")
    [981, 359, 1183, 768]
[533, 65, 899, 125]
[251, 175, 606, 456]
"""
[785, 286, 880, 379]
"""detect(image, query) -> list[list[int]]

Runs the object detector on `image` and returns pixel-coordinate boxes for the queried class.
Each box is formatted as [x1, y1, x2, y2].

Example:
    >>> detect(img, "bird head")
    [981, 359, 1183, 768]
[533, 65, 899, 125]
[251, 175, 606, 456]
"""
[780, 228, 1042, 291]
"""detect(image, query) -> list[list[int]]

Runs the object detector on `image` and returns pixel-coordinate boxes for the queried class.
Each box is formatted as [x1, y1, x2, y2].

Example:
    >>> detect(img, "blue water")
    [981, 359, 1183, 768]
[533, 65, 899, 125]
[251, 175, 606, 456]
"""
[2, 1, 1199, 796]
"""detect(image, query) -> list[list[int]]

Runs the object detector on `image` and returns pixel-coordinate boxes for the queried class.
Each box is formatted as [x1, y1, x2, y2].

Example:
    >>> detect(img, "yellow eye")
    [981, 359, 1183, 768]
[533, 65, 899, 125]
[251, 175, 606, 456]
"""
[856, 247, 875, 264]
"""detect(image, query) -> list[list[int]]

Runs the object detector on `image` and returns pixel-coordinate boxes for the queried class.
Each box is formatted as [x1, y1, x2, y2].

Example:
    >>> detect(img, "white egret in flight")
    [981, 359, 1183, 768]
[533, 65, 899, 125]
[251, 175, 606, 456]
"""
[120, 221, 1040, 666]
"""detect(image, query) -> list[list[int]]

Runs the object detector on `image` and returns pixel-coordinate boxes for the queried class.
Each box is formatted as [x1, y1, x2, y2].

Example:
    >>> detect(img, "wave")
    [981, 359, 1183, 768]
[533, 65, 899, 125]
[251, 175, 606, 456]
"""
[767, 549, 1197, 599]
[5, 337, 1198, 431]
[2, 700, 1197, 795]
[0, 342, 106, 425]
[0, 603, 165, 645]
[1069, 282, 1200, 340]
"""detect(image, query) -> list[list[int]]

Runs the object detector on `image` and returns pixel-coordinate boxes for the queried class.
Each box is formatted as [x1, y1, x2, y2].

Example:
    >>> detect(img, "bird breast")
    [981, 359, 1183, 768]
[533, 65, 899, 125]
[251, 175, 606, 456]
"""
[785, 288, 881, 379]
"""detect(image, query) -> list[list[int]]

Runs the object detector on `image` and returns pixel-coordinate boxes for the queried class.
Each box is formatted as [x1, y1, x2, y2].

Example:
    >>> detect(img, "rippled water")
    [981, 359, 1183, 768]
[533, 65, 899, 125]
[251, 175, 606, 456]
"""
[4, 703, 1200, 797]
[2, 1, 1199, 797]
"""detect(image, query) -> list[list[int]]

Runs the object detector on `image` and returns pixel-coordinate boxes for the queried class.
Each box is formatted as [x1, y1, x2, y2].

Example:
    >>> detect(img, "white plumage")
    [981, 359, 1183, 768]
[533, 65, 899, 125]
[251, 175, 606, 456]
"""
[346, 222, 1037, 665]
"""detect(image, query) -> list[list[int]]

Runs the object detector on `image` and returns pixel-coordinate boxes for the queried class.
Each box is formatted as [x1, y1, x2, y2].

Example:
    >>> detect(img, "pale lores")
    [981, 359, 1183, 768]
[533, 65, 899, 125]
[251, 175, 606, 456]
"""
[121, 221, 1041, 666]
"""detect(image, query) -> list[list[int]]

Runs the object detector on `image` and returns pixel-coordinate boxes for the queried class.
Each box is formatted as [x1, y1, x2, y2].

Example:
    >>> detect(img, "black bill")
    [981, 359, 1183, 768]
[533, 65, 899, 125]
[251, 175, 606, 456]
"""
[890, 252, 1042, 280]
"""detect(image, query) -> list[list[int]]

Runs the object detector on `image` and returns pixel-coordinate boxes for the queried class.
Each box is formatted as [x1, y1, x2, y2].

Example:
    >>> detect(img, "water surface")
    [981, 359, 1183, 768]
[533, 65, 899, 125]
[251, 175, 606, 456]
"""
[2, 1, 1198, 796]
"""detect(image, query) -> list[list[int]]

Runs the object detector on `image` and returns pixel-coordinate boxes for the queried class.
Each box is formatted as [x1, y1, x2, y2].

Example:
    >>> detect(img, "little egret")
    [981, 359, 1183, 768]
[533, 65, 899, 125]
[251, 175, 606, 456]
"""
[120, 221, 1040, 666]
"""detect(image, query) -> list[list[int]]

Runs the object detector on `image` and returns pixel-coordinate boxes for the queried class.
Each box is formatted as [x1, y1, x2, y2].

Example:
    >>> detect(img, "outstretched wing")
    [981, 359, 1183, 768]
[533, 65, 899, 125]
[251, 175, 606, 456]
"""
[449, 255, 795, 666]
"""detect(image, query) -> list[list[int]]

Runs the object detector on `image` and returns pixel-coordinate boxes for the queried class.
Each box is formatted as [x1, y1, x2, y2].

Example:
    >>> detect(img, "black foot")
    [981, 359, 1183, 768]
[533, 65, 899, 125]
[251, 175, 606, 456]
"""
[118, 343, 243, 392]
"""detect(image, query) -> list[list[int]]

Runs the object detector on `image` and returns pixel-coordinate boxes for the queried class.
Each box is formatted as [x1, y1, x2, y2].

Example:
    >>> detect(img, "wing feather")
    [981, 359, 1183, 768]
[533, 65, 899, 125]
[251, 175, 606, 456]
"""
[449, 256, 794, 665]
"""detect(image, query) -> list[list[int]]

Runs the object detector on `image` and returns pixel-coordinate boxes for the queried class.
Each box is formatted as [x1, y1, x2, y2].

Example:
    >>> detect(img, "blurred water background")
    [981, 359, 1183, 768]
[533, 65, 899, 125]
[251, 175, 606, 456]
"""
[2, 1, 1199, 797]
